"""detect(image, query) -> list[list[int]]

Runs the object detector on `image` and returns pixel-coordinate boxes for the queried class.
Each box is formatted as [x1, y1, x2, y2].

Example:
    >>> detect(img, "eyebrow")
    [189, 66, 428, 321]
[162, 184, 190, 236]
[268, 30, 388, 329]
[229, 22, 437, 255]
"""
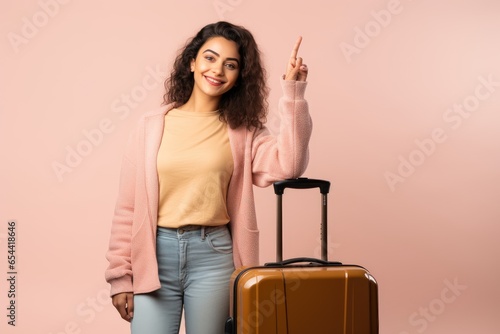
[203, 49, 240, 65]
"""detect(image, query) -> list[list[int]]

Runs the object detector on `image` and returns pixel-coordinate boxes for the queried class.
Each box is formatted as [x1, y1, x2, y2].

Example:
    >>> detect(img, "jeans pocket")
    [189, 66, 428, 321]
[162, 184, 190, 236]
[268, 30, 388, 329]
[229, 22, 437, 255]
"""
[206, 228, 233, 254]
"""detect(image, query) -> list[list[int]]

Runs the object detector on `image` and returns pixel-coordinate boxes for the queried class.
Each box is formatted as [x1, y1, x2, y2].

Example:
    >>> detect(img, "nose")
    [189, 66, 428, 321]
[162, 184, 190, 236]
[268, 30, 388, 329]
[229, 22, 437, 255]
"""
[211, 61, 224, 76]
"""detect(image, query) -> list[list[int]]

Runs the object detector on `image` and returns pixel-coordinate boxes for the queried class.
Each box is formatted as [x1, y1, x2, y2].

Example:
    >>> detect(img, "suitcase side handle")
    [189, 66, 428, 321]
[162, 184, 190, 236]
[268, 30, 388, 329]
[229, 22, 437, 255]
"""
[273, 178, 331, 195]
[264, 257, 342, 267]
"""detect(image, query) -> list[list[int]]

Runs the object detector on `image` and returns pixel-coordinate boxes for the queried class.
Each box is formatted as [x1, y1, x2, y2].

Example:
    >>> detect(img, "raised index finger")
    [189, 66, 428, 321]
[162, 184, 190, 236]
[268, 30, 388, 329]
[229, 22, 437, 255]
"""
[290, 36, 303, 60]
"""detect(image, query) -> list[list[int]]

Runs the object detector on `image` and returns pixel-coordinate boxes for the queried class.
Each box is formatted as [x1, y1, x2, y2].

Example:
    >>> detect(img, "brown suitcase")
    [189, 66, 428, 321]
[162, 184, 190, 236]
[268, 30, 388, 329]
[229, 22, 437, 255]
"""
[225, 178, 379, 334]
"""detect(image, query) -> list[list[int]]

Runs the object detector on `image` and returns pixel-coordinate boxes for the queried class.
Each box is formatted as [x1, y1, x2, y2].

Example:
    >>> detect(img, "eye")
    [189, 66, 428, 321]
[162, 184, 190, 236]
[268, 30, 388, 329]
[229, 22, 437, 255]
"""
[225, 63, 238, 70]
[204, 55, 215, 61]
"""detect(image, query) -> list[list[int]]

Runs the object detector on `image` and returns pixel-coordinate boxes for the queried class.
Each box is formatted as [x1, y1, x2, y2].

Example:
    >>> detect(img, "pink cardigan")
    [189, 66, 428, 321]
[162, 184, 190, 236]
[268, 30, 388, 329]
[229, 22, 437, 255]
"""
[105, 79, 312, 296]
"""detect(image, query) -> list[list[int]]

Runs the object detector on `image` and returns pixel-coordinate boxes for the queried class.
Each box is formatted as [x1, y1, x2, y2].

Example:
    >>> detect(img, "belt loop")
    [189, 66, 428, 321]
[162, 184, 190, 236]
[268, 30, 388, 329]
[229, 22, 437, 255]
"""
[201, 226, 206, 240]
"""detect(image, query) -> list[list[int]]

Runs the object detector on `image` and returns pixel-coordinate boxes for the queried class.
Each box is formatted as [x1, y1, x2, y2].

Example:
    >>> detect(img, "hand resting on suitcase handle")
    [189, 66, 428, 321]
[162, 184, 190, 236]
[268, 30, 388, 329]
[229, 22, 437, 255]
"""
[264, 257, 342, 267]
[273, 178, 330, 195]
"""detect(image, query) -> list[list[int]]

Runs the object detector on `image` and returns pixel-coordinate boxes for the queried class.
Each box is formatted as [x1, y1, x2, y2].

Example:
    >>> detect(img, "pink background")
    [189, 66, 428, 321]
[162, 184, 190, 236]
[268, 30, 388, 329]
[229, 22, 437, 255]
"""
[1, 0, 499, 333]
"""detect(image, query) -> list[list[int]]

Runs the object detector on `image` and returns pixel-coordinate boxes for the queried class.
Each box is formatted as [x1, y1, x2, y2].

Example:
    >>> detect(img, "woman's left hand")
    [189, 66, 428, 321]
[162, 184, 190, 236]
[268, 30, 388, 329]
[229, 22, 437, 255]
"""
[284, 36, 308, 81]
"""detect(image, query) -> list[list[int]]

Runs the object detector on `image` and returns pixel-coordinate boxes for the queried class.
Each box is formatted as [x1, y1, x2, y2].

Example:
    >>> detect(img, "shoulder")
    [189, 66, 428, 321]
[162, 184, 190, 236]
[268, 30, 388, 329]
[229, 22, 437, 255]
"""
[141, 103, 176, 121]
[130, 103, 177, 131]
[125, 103, 176, 145]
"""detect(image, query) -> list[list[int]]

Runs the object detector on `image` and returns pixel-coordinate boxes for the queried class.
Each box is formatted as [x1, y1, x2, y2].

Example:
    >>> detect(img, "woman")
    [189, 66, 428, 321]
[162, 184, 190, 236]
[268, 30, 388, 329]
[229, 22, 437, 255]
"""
[105, 21, 311, 334]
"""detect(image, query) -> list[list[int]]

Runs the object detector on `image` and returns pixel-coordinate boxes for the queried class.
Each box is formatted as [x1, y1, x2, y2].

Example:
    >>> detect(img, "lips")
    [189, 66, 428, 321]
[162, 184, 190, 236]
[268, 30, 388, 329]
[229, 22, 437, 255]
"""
[204, 75, 225, 86]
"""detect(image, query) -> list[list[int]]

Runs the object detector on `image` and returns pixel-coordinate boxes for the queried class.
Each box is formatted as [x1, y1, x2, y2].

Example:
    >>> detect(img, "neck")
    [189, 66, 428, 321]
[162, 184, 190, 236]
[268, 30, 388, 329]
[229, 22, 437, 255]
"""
[178, 90, 220, 113]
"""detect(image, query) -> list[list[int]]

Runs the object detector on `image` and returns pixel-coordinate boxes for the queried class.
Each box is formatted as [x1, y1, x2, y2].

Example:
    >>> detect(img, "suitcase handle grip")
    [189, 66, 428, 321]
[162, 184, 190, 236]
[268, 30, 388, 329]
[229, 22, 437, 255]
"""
[264, 257, 342, 267]
[273, 178, 331, 195]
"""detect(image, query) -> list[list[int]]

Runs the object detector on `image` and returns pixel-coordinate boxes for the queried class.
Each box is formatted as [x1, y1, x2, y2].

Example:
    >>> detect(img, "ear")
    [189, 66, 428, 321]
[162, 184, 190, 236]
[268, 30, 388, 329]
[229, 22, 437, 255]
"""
[190, 58, 195, 72]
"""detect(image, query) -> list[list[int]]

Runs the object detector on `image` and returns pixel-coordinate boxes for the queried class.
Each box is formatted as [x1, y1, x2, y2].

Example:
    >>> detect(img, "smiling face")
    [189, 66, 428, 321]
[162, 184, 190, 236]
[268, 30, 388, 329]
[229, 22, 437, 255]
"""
[190, 36, 241, 106]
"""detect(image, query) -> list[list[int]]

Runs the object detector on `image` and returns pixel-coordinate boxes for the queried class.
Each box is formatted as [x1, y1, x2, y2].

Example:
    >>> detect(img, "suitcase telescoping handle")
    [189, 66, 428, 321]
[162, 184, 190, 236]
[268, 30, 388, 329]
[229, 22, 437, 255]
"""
[273, 178, 330, 195]
[272, 178, 331, 262]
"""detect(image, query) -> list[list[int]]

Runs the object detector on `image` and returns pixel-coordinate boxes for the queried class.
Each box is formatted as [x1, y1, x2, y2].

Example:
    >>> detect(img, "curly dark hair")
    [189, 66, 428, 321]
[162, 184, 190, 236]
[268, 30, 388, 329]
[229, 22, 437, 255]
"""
[163, 21, 269, 130]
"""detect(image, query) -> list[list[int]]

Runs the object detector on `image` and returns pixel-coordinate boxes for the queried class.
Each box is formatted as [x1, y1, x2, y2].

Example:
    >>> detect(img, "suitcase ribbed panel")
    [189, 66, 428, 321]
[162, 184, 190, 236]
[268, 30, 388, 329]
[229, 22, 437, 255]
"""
[230, 265, 378, 334]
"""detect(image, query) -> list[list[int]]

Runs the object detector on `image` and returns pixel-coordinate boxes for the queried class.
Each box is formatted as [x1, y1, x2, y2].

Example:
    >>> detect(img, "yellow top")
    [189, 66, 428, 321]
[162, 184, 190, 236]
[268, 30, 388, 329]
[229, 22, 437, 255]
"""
[156, 108, 233, 228]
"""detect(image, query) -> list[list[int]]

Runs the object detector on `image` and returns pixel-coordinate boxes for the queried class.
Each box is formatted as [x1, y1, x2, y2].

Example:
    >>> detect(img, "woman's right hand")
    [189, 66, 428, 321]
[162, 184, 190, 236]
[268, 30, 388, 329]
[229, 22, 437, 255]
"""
[112, 292, 134, 322]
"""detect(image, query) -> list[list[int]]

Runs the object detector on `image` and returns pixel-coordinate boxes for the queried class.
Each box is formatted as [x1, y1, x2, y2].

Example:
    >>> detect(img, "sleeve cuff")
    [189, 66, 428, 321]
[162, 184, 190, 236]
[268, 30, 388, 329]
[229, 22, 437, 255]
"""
[280, 76, 308, 100]
[109, 275, 133, 297]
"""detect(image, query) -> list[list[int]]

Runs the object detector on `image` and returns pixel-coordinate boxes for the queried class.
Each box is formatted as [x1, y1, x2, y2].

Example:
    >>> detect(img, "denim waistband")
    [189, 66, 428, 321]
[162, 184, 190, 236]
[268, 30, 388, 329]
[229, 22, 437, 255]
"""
[157, 224, 228, 240]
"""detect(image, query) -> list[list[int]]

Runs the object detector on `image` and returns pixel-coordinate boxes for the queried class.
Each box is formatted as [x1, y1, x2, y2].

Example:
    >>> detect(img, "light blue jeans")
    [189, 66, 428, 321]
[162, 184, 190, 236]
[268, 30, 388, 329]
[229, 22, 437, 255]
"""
[131, 225, 235, 334]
